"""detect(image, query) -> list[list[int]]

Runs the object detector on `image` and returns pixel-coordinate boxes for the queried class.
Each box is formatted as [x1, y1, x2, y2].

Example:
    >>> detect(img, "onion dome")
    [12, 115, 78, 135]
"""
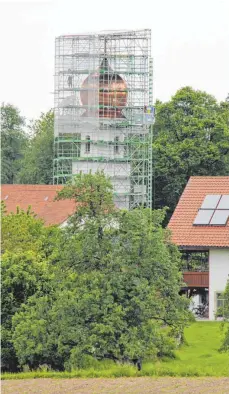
[80, 58, 127, 118]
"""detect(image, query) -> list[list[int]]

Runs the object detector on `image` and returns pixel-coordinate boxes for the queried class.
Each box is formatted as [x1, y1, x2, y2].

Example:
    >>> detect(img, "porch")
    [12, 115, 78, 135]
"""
[182, 271, 209, 319]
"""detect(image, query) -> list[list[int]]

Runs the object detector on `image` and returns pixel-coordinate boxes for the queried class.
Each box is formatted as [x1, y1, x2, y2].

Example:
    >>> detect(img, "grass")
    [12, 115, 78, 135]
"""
[146, 321, 229, 377]
[2, 322, 229, 379]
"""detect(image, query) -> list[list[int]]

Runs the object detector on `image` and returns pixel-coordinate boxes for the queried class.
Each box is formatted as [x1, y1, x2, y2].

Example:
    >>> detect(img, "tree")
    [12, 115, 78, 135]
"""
[1, 205, 60, 261]
[153, 87, 229, 219]
[1, 207, 60, 371]
[1, 103, 28, 184]
[12, 172, 191, 371]
[18, 110, 54, 184]
[56, 170, 115, 219]
[1, 251, 52, 371]
[217, 280, 229, 352]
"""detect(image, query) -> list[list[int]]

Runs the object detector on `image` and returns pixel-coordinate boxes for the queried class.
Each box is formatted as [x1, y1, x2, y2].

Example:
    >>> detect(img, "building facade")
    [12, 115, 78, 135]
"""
[168, 176, 229, 320]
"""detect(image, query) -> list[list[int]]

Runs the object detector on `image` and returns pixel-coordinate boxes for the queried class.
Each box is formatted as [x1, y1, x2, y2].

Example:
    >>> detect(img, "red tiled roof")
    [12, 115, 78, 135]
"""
[1, 185, 76, 226]
[168, 177, 229, 248]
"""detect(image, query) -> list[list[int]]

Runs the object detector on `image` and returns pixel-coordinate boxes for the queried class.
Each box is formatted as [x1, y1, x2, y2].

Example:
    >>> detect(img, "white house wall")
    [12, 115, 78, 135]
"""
[209, 249, 229, 320]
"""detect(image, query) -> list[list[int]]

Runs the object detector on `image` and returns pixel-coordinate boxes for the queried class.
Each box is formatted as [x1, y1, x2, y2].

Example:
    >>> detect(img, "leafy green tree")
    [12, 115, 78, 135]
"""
[12, 172, 191, 370]
[1, 206, 44, 254]
[153, 87, 229, 218]
[56, 170, 115, 219]
[1, 251, 52, 371]
[217, 280, 229, 352]
[1, 206, 60, 261]
[1, 103, 28, 184]
[1, 208, 60, 371]
[18, 110, 54, 184]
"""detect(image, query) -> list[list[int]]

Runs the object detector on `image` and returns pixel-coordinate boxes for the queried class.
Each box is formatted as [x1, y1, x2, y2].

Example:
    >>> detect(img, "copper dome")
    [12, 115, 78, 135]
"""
[80, 58, 127, 118]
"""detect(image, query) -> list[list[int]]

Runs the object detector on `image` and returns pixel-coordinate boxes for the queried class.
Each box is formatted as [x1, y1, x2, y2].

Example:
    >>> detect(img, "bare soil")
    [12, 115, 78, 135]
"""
[2, 377, 229, 394]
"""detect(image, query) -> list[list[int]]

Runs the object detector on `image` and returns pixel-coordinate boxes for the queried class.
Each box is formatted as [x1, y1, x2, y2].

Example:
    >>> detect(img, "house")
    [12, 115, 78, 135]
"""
[168, 176, 229, 320]
[1, 185, 76, 226]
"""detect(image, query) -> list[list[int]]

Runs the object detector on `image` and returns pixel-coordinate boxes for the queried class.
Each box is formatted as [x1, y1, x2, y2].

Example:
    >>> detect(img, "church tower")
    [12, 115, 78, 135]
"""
[54, 30, 154, 209]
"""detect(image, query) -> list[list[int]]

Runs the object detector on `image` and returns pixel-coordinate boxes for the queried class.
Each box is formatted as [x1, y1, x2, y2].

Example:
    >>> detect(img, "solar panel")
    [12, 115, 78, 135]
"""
[193, 209, 214, 225]
[210, 210, 229, 225]
[201, 194, 221, 209]
[217, 195, 229, 210]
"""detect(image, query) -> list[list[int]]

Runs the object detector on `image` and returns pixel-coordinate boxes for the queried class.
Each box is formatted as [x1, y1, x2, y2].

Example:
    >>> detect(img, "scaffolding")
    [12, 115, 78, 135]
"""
[54, 29, 154, 209]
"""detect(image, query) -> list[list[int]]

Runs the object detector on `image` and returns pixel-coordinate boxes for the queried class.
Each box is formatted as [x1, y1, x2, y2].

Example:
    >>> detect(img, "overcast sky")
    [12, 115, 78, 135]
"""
[0, 0, 228, 120]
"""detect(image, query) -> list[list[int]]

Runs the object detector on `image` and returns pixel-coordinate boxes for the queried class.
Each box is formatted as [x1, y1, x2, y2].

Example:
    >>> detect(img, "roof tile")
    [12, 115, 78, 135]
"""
[1, 185, 76, 226]
[168, 177, 229, 248]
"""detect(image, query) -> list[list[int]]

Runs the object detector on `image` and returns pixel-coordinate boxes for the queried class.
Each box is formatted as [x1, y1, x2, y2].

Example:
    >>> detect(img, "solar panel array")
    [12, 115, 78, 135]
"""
[193, 194, 229, 226]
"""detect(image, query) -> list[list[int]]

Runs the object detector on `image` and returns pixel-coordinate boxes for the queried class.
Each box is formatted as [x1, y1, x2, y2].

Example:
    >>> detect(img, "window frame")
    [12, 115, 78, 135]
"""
[85, 135, 91, 154]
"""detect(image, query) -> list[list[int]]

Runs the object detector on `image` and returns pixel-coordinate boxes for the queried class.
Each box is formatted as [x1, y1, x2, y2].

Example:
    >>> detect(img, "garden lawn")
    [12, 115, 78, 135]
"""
[144, 321, 229, 377]
[3, 322, 229, 379]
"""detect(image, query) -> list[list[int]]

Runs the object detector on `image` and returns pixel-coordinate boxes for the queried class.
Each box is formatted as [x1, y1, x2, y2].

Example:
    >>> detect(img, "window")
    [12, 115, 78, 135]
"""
[193, 194, 229, 226]
[85, 136, 90, 153]
[114, 136, 119, 154]
[217, 293, 224, 309]
[216, 292, 225, 317]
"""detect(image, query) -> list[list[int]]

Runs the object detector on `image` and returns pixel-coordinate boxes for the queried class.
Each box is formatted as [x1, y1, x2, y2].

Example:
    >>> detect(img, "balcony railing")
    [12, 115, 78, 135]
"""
[183, 271, 209, 288]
